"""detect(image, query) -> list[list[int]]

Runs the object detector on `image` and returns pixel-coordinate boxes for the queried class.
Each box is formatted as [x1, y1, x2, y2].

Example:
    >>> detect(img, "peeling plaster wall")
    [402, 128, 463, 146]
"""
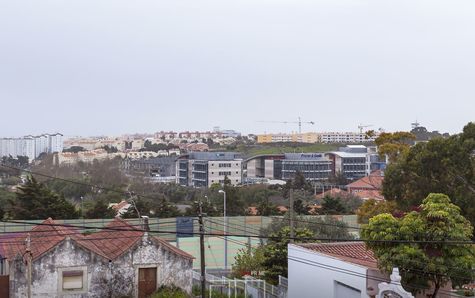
[10, 235, 193, 297]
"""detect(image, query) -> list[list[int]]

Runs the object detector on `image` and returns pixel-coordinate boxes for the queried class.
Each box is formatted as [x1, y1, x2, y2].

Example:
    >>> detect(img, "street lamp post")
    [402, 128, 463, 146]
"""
[218, 189, 227, 271]
[80, 196, 84, 223]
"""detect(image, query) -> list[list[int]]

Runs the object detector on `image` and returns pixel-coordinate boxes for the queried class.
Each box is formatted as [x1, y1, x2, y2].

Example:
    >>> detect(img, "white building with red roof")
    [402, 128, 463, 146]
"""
[1, 218, 193, 297]
[288, 242, 453, 298]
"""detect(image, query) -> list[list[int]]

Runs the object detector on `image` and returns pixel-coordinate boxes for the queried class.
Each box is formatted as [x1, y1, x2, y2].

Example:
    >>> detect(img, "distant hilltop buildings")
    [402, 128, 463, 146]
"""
[257, 131, 380, 144]
[176, 145, 387, 188]
[0, 133, 63, 162]
[155, 128, 241, 140]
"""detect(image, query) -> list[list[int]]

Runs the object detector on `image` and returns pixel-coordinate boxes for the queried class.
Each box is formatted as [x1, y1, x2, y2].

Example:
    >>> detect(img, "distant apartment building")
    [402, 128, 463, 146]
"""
[257, 132, 319, 144]
[176, 152, 243, 187]
[319, 131, 379, 143]
[48, 133, 64, 153]
[219, 129, 241, 138]
[178, 142, 209, 152]
[64, 137, 127, 152]
[256, 131, 379, 144]
[155, 129, 241, 142]
[34, 134, 49, 157]
[154, 131, 178, 140]
[56, 149, 112, 165]
[0, 133, 63, 162]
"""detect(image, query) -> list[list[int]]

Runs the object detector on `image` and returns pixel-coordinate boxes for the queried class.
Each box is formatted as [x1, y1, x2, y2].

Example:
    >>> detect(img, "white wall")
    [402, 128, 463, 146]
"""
[264, 159, 274, 179]
[288, 244, 369, 298]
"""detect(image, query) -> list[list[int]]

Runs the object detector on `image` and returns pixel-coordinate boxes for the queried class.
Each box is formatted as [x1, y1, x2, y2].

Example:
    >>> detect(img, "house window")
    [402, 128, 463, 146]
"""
[63, 270, 83, 290]
[59, 266, 87, 293]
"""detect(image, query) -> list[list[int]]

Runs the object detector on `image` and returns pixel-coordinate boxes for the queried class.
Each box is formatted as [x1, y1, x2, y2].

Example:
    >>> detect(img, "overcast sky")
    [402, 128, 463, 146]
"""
[1, 0, 474, 137]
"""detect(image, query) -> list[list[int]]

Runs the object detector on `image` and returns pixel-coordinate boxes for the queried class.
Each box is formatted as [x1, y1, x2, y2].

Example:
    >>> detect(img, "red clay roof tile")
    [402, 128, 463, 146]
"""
[346, 170, 384, 190]
[295, 242, 378, 269]
[1, 217, 193, 262]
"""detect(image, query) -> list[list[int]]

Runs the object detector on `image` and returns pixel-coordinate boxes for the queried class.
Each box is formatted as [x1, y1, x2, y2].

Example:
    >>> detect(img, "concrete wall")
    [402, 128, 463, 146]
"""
[288, 244, 369, 298]
[10, 235, 192, 298]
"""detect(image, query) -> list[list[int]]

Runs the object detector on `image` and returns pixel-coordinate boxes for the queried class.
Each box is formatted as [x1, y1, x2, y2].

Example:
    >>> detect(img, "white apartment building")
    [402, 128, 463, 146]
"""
[319, 132, 379, 143]
[48, 133, 64, 153]
[0, 133, 64, 162]
[34, 135, 49, 157]
[257, 133, 319, 143]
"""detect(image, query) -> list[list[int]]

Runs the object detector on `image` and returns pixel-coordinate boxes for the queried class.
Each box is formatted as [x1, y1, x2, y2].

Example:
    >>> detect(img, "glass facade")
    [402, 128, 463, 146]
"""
[192, 161, 208, 187]
[280, 160, 332, 181]
[342, 157, 366, 179]
[178, 160, 189, 185]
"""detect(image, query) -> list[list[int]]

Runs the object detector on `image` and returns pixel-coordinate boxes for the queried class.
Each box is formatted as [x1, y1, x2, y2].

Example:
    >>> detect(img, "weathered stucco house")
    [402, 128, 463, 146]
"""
[0, 217, 193, 298]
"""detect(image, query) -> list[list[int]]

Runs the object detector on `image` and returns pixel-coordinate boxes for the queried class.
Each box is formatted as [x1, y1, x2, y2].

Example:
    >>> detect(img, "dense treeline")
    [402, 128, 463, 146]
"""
[382, 122, 475, 227]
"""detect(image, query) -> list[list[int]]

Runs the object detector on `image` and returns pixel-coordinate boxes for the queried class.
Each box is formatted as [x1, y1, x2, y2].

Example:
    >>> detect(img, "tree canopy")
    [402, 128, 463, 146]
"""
[319, 196, 348, 215]
[382, 122, 475, 227]
[362, 193, 475, 297]
[375, 131, 416, 162]
[63, 146, 86, 153]
[84, 199, 116, 219]
[356, 199, 397, 224]
[262, 226, 313, 284]
[10, 176, 79, 220]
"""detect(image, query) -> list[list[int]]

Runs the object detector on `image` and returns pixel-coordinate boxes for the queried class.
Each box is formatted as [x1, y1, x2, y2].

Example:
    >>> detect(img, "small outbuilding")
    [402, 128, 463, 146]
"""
[1, 217, 193, 298]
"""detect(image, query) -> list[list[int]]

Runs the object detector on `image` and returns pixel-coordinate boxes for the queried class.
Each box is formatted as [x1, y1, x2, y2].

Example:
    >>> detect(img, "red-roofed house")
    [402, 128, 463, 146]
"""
[346, 170, 385, 201]
[1, 218, 193, 297]
[109, 200, 131, 216]
[315, 188, 351, 199]
[288, 242, 453, 298]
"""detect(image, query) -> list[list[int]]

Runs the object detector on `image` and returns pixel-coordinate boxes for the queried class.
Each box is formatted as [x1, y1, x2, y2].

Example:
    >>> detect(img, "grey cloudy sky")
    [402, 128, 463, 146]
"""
[1, 0, 474, 137]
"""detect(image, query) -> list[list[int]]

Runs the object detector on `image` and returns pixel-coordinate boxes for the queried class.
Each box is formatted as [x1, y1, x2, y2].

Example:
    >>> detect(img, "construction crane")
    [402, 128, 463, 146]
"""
[358, 123, 373, 134]
[257, 117, 315, 134]
[411, 120, 420, 130]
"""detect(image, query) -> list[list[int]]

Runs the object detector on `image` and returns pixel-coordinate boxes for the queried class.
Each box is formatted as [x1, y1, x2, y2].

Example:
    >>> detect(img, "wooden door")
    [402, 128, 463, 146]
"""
[138, 267, 157, 298]
[0, 275, 9, 298]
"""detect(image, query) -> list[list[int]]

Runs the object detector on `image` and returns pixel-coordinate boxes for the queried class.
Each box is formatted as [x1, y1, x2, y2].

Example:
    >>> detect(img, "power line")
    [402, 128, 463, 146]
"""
[0, 220, 180, 234]
[268, 215, 362, 230]
[205, 218, 262, 236]
[1, 220, 474, 245]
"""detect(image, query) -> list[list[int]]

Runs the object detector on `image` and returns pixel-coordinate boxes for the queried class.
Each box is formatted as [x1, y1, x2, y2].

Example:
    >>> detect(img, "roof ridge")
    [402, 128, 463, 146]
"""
[106, 217, 144, 231]
[303, 241, 363, 247]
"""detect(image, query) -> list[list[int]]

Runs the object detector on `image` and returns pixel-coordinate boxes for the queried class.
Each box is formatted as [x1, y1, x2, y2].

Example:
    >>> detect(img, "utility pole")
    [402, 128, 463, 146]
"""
[289, 189, 294, 243]
[218, 189, 227, 271]
[198, 201, 206, 298]
[26, 233, 32, 298]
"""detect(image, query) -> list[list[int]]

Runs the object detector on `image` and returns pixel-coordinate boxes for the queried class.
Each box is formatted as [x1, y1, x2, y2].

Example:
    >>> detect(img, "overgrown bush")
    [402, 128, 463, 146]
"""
[151, 285, 190, 298]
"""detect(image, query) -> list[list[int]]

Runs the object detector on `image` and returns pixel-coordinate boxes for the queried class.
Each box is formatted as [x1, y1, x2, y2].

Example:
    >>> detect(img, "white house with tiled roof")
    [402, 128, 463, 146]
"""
[288, 242, 385, 298]
[288, 242, 453, 298]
